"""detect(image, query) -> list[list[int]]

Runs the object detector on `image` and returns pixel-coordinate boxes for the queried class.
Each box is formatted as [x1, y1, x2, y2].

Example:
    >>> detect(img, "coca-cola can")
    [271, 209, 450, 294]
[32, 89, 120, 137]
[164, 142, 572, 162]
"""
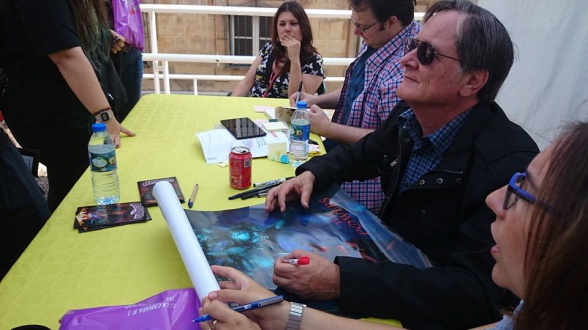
[229, 146, 252, 190]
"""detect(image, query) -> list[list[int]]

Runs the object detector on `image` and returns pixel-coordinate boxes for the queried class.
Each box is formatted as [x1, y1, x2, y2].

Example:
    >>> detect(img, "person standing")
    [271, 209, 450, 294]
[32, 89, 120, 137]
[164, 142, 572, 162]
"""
[106, 0, 144, 122]
[231, 1, 325, 99]
[0, 0, 135, 212]
[293, 0, 420, 214]
[0, 128, 50, 281]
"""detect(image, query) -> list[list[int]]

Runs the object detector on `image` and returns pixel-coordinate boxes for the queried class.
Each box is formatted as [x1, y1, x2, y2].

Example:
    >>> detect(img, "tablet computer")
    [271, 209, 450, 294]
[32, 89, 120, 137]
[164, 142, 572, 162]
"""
[220, 117, 267, 140]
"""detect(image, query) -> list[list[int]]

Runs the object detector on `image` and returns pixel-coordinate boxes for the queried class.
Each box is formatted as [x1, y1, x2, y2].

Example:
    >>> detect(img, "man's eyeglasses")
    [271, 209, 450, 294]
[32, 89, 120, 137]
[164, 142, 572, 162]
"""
[503, 172, 554, 213]
[350, 17, 379, 33]
[405, 38, 461, 65]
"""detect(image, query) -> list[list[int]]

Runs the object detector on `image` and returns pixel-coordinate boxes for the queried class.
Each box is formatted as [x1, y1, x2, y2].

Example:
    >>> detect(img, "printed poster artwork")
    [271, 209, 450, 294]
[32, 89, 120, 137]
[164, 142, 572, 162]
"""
[185, 185, 431, 289]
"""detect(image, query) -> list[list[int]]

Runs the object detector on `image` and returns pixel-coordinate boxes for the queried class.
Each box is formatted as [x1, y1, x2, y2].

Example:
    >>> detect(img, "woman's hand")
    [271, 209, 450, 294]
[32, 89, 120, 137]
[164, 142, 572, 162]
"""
[281, 35, 301, 62]
[105, 119, 135, 148]
[199, 299, 262, 330]
[109, 29, 126, 54]
[199, 266, 290, 329]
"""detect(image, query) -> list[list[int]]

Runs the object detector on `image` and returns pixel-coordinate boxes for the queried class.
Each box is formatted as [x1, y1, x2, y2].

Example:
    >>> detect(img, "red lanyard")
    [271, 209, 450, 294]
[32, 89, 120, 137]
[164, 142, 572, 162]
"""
[263, 60, 281, 98]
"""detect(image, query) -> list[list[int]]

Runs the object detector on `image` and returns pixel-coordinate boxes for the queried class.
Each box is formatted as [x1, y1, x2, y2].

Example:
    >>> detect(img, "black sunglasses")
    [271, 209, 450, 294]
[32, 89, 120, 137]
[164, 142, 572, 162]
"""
[405, 38, 461, 65]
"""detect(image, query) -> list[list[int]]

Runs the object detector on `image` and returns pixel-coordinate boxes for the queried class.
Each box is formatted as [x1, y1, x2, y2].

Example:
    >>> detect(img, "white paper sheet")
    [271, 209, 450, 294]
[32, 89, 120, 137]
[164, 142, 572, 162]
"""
[196, 128, 289, 164]
[153, 181, 220, 300]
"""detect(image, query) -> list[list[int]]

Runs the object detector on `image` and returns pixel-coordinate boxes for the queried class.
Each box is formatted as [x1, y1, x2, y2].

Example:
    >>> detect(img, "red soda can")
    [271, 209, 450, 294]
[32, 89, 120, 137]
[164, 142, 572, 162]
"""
[229, 146, 252, 189]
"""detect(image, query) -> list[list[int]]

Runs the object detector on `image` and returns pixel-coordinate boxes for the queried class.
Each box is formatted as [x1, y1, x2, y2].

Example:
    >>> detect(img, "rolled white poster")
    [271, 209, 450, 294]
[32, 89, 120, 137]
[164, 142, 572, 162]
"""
[153, 181, 220, 300]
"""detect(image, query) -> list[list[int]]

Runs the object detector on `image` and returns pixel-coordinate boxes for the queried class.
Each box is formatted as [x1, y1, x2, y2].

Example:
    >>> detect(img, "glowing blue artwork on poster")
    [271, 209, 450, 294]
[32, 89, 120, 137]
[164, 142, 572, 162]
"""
[185, 184, 431, 289]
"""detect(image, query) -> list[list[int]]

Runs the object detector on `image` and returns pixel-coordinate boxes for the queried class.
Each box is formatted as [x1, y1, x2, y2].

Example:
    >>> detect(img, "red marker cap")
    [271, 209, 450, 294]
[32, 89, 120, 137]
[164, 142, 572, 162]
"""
[284, 256, 311, 265]
[296, 256, 310, 265]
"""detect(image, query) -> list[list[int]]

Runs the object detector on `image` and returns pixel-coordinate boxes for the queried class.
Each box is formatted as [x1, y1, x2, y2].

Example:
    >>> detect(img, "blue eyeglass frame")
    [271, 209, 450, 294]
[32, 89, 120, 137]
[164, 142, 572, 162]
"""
[503, 172, 555, 213]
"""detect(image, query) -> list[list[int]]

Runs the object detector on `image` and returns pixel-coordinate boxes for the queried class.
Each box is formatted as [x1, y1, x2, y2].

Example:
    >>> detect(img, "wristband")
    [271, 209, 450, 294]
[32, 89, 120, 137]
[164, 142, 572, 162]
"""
[285, 302, 305, 330]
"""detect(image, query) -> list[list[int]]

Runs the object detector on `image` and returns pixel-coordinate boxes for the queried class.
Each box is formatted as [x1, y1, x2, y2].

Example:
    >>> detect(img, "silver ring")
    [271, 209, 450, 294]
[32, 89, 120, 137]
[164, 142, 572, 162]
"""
[210, 319, 218, 330]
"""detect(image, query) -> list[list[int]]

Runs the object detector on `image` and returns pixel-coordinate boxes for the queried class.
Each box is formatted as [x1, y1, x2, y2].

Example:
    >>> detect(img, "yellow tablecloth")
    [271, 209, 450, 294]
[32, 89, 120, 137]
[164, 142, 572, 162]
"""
[0, 95, 323, 328]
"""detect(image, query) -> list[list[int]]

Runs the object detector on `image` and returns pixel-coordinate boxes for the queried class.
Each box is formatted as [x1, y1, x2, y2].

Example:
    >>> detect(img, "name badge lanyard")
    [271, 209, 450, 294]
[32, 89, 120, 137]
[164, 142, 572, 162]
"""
[263, 61, 282, 98]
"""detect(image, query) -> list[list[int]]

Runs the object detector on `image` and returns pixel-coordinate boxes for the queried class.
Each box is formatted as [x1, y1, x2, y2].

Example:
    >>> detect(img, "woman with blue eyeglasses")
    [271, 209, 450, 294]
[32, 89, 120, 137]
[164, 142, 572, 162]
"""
[484, 121, 588, 329]
[194, 122, 588, 330]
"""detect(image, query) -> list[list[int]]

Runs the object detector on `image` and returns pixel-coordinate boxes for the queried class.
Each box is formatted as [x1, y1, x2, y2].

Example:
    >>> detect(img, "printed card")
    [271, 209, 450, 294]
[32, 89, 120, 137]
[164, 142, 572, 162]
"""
[137, 177, 185, 206]
[74, 202, 151, 233]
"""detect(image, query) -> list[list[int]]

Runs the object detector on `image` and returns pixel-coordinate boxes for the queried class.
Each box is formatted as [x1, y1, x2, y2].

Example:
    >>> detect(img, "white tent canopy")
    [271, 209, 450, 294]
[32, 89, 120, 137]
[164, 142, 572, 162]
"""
[480, 0, 588, 149]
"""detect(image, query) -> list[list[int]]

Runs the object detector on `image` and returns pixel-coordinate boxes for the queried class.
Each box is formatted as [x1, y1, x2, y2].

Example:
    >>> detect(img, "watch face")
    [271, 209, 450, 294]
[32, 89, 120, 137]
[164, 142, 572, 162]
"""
[99, 111, 110, 121]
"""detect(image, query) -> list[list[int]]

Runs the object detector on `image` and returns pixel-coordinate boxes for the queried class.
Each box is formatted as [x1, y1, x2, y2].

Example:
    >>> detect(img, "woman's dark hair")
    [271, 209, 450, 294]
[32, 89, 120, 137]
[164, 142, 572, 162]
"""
[517, 122, 588, 329]
[67, 0, 110, 72]
[270, 1, 318, 74]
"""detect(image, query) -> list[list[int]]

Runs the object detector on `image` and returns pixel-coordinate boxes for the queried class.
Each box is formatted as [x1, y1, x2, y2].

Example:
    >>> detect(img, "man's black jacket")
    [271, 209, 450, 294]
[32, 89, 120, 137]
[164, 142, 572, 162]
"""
[297, 101, 539, 329]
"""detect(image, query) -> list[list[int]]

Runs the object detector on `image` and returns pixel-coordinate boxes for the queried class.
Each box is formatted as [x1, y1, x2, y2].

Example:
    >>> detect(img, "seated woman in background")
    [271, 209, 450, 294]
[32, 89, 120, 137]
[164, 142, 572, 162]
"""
[231, 1, 325, 98]
[198, 122, 588, 330]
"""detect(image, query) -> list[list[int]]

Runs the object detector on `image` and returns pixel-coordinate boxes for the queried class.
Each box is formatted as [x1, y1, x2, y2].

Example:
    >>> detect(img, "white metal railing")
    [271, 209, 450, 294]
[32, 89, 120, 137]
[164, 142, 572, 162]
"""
[140, 4, 424, 95]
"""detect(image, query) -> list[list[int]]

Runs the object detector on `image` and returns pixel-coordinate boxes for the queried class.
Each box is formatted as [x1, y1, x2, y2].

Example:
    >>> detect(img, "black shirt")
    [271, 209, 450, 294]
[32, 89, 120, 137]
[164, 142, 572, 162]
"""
[0, 0, 94, 139]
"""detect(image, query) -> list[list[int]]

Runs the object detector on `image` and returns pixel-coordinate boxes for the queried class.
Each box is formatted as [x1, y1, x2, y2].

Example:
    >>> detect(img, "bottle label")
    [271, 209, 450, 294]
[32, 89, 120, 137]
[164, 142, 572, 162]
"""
[290, 123, 310, 141]
[89, 151, 117, 172]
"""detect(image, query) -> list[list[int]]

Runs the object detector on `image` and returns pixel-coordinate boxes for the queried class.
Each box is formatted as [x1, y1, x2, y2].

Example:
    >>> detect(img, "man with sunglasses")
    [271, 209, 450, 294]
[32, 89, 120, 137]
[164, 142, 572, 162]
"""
[268, 0, 539, 328]
[291, 0, 420, 215]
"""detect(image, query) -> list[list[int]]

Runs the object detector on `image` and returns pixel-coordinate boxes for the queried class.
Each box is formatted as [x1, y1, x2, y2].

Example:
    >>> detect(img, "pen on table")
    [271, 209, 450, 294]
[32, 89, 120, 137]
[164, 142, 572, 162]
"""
[253, 176, 294, 188]
[188, 183, 199, 208]
[192, 295, 284, 323]
[240, 186, 274, 200]
[295, 81, 303, 105]
[255, 192, 268, 198]
[228, 181, 283, 200]
[283, 256, 310, 265]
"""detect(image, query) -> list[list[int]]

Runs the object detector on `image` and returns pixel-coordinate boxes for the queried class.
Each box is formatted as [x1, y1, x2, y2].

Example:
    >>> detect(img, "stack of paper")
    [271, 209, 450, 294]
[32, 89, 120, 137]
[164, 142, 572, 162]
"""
[196, 128, 290, 164]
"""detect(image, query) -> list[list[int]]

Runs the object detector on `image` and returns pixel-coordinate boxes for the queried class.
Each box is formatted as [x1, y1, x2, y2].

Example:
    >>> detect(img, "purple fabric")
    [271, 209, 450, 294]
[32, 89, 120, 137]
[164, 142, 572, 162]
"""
[112, 0, 144, 50]
[59, 288, 200, 329]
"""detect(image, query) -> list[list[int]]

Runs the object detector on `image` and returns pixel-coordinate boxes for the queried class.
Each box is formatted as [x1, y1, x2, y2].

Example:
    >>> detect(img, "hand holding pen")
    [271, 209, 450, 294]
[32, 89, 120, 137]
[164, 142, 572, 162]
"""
[199, 266, 289, 330]
[193, 295, 284, 322]
[283, 256, 310, 265]
[295, 81, 303, 105]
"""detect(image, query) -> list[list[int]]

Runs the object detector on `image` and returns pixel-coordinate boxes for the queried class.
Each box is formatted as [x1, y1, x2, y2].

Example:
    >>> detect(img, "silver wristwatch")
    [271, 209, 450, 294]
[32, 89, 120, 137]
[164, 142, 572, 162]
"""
[286, 302, 306, 330]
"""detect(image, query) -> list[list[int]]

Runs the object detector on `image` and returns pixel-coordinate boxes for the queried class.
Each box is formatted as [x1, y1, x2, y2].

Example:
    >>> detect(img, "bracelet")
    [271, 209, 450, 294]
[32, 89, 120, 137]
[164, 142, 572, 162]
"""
[93, 107, 112, 116]
[286, 302, 306, 330]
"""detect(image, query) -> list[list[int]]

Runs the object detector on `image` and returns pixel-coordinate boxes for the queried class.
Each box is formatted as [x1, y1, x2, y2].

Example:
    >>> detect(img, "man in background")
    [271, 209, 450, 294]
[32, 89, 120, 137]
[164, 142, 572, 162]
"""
[293, 0, 420, 215]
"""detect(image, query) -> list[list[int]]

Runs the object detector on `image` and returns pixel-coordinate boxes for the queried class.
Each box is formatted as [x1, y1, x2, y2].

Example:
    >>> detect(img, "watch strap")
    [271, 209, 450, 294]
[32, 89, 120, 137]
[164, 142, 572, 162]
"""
[94, 108, 114, 122]
[286, 302, 306, 330]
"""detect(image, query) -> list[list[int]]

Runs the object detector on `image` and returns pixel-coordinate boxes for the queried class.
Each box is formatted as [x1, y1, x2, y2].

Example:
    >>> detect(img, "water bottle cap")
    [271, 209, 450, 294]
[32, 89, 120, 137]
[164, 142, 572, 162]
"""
[296, 101, 308, 109]
[92, 123, 107, 132]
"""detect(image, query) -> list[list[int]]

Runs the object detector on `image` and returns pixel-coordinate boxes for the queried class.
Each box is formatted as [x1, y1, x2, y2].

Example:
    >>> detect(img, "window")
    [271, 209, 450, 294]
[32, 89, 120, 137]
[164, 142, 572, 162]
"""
[230, 15, 272, 56]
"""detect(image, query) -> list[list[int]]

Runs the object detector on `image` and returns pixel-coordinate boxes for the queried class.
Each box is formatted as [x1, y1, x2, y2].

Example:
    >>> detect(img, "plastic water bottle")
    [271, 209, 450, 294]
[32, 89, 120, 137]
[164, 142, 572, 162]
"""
[289, 100, 310, 166]
[88, 123, 120, 204]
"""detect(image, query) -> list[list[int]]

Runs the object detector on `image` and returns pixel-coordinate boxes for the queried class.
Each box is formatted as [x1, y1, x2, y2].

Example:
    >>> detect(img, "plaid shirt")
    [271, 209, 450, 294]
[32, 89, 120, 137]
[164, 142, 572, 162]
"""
[398, 108, 472, 193]
[335, 21, 421, 215]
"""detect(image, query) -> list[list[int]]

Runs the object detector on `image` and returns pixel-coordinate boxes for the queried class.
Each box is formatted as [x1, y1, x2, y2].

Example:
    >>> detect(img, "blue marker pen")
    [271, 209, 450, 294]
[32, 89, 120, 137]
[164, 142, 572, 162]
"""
[192, 295, 284, 323]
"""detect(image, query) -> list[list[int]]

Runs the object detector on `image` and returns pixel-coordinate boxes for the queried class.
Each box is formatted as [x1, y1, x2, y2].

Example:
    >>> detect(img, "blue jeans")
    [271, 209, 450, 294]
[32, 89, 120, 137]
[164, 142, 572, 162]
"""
[113, 46, 143, 122]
